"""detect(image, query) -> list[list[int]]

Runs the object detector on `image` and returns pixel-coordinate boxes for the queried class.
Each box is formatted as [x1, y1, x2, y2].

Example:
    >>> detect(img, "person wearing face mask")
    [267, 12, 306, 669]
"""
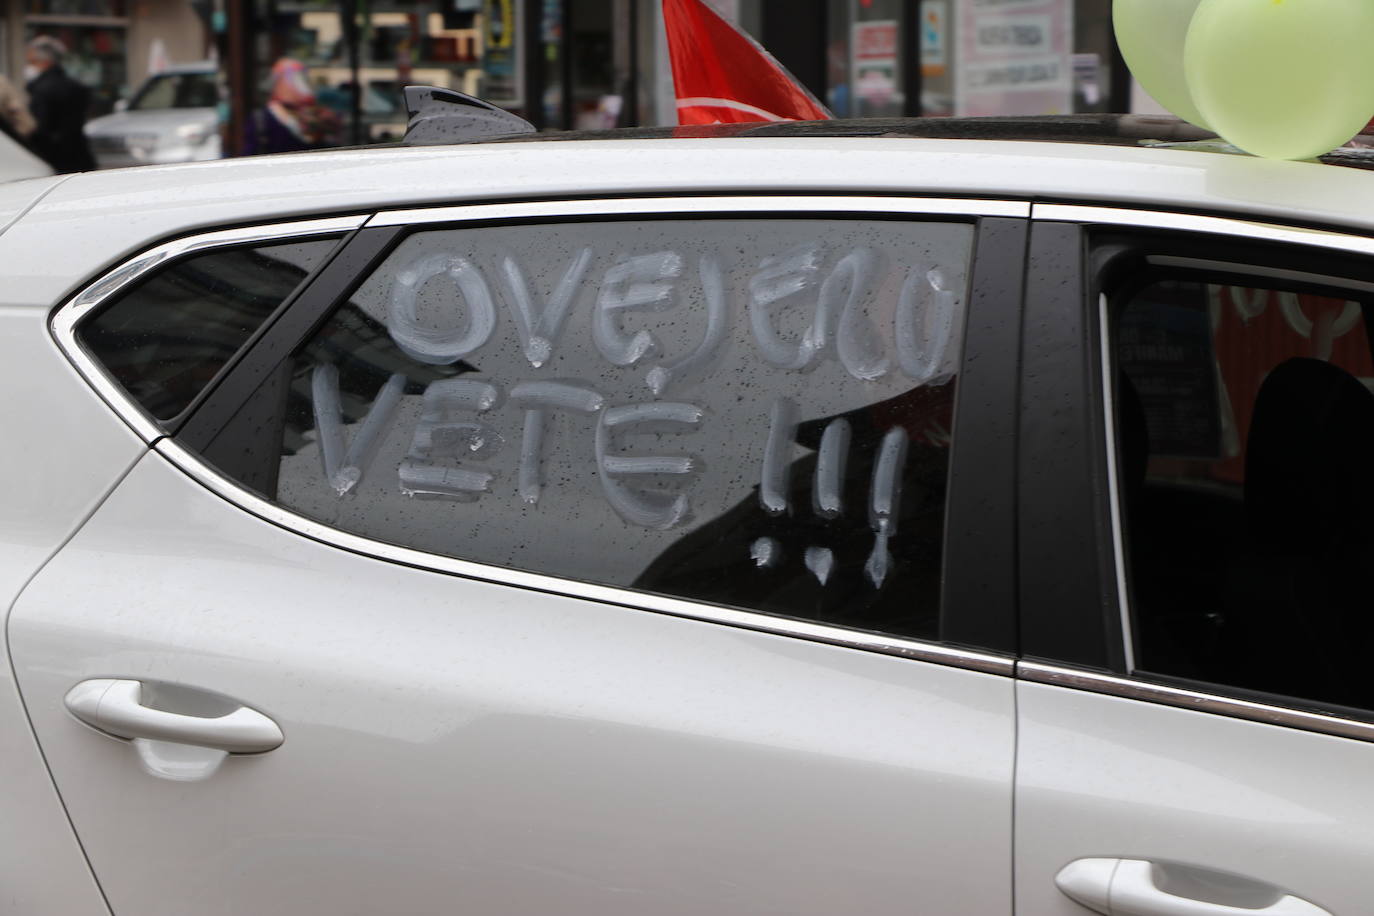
[24, 35, 96, 173]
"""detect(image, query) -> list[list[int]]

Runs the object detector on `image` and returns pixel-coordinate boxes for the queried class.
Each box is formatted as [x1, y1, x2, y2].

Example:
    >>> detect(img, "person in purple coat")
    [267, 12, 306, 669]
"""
[242, 58, 341, 156]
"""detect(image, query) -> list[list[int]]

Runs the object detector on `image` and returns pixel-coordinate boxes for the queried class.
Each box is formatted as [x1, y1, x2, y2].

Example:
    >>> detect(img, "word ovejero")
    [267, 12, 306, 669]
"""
[309, 243, 958, 588]
[386, 244, 962, 389]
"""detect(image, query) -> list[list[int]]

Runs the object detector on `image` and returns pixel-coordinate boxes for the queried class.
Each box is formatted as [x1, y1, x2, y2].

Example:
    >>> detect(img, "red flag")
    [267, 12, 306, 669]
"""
[663, 0, 832, 125]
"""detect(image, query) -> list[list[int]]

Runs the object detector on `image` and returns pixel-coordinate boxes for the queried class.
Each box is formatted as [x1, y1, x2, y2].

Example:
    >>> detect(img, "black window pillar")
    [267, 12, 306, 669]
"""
[901, 4, 922, 117]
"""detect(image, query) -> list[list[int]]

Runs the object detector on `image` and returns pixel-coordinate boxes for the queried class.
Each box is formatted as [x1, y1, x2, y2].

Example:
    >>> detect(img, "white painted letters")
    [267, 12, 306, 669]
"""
[400, 378, 502, 501]
[595, 402, 703, 529]
[813, 418, 851, 519]
[865, 427, 909, 588]
[760, 398, 799, 516]
[510, 380, 605, 505]
[594, 251, 683, 366]
[502, 248, 593, 368]
[388, 252, 497, 365]
[646, 254, 730, 395]
[896, 267, 959, 385]
[311, 364, 406, 496]
[748, 243, 828, 370]
[831, 248, 887, 381]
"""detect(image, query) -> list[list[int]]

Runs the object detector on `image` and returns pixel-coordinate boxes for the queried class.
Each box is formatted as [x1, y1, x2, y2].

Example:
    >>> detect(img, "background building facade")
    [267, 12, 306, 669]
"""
[3, 0, 1141, 158]
[2, 0, 208, 115]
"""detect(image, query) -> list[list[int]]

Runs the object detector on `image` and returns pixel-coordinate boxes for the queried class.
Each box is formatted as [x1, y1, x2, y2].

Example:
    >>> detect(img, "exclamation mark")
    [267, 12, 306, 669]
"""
[865, 428, 909, 589]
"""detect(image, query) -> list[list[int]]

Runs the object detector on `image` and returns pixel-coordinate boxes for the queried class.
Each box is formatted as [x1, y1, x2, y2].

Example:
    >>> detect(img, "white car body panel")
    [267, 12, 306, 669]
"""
[0, 309, 145, 915]
[1015, 682, 1369, 915]
[9, 448, 1015, 916]
[0, 175, 63, 237]
[1, 136, 1372, 308]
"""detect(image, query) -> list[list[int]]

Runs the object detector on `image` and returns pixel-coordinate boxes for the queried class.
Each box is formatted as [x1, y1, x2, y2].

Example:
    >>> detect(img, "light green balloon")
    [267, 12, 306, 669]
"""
[1185, 0, 1374, 160]
[1114, 0, 1211, 129]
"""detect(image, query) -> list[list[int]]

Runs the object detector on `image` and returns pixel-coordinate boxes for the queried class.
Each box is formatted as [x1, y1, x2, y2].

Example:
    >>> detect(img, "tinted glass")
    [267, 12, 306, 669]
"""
[1114, 275, 1374, 711]
[207, 218, 973, 640]
[78, 238, 338, 422]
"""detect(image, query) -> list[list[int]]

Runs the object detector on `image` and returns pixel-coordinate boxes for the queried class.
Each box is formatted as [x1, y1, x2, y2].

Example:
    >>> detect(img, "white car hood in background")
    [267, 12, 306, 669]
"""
[84, 107, 217, 143]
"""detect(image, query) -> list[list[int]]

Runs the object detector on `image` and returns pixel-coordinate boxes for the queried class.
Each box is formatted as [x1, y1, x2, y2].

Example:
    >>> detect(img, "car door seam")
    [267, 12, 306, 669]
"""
[0, 173, 75, 241]
[2, 442, 149, 916]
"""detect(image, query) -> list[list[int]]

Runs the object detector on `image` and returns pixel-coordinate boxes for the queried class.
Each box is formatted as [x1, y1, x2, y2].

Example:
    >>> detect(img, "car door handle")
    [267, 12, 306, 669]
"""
[1056, 858, 1331, 916]
[64, 678, 283, 754]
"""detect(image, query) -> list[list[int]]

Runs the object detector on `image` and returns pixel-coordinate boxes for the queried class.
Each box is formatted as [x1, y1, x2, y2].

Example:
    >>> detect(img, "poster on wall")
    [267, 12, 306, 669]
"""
[483, 0, 523, 106]
[954, 0, 1072, 117]
[851, 20, 899, 110]
[921, 0, 949, 77]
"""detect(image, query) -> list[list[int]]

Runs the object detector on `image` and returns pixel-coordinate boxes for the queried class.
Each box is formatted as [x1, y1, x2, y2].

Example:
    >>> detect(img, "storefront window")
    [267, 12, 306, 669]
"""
[827, 0, 904, 118]
[1072, 0, 1115, 113]
[827, 0, 1113, 120]
[537, 0, 563, 127]
[953, 0, 1073, 116]
[254, 0, 492, 145]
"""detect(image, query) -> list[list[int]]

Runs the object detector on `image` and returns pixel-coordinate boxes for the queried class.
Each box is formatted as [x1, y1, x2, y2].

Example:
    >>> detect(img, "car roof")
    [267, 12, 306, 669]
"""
[479, 112, 1374, 171]
[3, 116, 1374, 309]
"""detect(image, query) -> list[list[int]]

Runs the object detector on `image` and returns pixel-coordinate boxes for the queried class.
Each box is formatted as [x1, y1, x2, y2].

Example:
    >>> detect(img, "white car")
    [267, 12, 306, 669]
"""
[83, 63, 220, 169]
[1, 108, 1372, 916]
[0, 126, 52, 181]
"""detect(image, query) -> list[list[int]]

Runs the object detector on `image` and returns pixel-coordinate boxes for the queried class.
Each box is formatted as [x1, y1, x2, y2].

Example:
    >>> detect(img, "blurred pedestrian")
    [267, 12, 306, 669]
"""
[243, 58, 342, 155]
[0, 74, 37, 146]
[24, 36, 96, 173]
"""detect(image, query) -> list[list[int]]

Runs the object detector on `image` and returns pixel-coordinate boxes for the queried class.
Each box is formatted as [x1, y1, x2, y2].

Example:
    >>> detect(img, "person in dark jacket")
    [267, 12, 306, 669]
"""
[24, 35, 96, 173]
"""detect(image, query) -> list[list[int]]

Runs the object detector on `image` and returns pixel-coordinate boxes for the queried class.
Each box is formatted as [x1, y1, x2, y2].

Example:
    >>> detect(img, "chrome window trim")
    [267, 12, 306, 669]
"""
[367, 195, 1031, 228]
[155, 438, 1014, 678]
[49, 215, 368, 444]
[1019, 661, 1374, 745]
[1033, 203, 1374, 257]
[1045, 201, 1374, 741]
[1097, 292, 1135, 671]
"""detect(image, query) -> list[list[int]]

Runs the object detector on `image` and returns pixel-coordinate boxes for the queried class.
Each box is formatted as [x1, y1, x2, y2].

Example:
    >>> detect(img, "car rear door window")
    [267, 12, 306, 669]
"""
[76, 237, 340, 423]
[202, 217, 975, 640]
[1108, 255, 1374, 713]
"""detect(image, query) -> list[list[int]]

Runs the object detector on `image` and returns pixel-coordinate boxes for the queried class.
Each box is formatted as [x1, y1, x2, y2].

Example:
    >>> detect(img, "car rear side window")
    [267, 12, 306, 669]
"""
[1110, 263, 1374, 713]
[77, 237, 339, 423]
[204, 217, 973, 640]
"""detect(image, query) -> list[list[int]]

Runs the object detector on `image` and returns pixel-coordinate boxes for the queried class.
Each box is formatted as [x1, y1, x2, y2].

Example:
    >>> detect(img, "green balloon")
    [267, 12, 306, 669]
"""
[1114, 0, 1211, 129]
[1185, 0, 1374, 160]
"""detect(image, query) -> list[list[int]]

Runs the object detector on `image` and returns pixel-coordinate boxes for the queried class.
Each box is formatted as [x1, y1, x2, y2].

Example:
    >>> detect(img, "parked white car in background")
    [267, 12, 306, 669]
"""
[1, 106, 1371, 915]
[83, 63, 220, 169]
